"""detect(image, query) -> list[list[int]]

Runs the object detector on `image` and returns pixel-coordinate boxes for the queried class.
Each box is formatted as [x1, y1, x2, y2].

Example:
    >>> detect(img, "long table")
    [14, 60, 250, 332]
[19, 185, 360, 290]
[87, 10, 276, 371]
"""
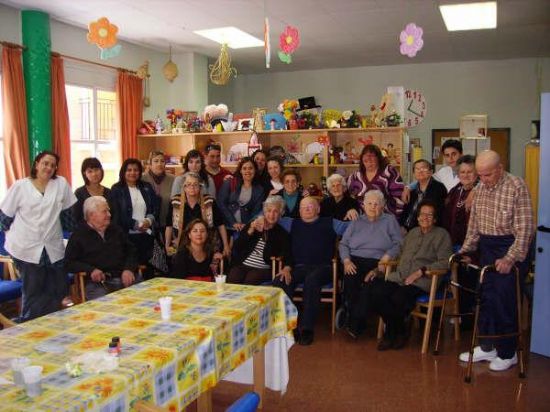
[0, 278, 298, 411]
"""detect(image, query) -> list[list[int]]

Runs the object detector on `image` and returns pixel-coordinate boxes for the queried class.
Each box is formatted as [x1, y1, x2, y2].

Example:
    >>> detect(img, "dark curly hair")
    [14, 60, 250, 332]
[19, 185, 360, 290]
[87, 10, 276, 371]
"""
[359, 144, 387, 175]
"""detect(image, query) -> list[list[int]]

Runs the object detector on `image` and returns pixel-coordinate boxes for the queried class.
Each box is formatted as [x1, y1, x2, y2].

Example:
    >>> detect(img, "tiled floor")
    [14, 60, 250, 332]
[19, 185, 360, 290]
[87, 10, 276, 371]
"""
[212, 310, 550, 412]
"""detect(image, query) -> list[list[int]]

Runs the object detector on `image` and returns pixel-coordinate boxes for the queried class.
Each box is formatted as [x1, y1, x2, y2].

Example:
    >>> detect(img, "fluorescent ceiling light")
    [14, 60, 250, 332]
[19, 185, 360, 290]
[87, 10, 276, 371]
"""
[439, 1, 497, 31]
[193, 26, 263, 49]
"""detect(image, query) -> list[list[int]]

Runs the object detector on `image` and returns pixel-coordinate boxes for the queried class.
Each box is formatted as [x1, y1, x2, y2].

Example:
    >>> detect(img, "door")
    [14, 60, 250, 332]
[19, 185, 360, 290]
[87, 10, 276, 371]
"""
[531, 93, 550, 357]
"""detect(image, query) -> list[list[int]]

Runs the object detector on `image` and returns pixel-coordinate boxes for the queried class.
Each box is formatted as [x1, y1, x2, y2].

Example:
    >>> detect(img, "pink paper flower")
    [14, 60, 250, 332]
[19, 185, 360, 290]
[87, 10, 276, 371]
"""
[400, 23, 424, 58]
[279, 26, 300, 54]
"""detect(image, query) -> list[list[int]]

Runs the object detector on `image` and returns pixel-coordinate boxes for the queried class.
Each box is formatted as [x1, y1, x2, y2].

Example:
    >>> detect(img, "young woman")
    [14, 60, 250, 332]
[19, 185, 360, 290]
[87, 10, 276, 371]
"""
[217, 157, 265, 232]
[265, 156, 284, 196]
[275, 169, 303, 218]
[170, 219, 223, 281]
[73, 157, 113, 224]
[0, 151, 77, 320]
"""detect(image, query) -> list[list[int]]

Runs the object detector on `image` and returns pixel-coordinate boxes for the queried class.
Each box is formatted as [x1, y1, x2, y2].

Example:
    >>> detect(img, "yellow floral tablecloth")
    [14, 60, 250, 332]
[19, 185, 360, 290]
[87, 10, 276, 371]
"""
[0, 278, 297, 412]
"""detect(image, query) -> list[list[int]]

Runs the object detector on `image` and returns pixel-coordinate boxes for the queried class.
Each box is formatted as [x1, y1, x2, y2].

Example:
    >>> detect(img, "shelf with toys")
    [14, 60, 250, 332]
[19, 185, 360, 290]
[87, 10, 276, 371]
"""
[137, 127, 407, 185]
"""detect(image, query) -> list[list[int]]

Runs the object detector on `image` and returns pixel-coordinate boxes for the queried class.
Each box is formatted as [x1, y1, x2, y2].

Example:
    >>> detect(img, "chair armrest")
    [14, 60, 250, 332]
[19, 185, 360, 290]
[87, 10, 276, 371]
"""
[379, 260, 399, 268]
[0, 312, 15, 328]
[425, 269, 447, 277]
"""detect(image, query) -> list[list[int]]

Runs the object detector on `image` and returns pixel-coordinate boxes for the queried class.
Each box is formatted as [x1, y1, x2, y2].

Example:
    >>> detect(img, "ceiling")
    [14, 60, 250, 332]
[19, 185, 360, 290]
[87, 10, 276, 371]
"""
[1, 0, 549, 74]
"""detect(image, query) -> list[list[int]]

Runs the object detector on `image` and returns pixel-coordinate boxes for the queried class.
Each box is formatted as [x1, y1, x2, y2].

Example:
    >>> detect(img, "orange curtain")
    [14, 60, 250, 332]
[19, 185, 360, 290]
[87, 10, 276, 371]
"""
[51, 55, 71, 184]
[116, 71, 142, 160]
[1, 47, 30, 186]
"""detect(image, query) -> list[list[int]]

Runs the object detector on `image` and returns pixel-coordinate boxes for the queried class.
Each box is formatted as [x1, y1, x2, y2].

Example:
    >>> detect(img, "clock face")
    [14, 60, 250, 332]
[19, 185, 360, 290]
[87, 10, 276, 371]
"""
[404, 89, 427, 128]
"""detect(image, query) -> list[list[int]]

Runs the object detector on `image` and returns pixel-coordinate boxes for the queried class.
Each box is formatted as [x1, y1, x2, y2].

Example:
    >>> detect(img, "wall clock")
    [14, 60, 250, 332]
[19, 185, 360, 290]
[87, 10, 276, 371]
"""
[404, 89, 427, 128]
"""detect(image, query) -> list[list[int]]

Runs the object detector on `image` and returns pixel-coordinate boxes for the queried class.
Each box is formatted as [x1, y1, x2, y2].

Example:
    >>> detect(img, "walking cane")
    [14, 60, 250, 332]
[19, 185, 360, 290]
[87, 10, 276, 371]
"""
[464, 264, 526, 383]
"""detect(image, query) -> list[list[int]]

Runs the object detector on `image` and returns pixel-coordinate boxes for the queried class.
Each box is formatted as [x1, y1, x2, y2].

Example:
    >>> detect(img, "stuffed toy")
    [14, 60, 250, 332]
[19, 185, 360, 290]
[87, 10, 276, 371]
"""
[203, 104, 229, 130]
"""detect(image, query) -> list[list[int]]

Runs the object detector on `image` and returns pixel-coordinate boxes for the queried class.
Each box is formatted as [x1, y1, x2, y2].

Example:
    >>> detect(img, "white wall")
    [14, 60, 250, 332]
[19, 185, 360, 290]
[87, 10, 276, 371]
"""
[210, 58, 550, 176]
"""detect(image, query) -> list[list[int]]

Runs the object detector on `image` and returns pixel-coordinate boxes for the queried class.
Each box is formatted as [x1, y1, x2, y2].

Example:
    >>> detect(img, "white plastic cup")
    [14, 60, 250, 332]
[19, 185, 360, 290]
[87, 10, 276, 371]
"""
[22, 365, 43, 397]
[215, 275, 227, 292]
[10, 357, 30, 387]
[159, 296, 173, 321]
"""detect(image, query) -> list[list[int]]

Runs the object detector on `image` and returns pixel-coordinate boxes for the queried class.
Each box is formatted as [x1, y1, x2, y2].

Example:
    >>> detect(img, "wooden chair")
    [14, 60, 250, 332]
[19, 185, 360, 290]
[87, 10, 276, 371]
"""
[377, 260, 453, 354]
[0, 311, 16, 329]
[273, 255, 339, 335]
[75, 265, 147, 303]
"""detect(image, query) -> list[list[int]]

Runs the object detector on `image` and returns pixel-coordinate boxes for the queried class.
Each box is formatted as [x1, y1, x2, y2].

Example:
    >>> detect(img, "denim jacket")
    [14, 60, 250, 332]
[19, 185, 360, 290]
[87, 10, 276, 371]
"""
[217, 179, 264, 227]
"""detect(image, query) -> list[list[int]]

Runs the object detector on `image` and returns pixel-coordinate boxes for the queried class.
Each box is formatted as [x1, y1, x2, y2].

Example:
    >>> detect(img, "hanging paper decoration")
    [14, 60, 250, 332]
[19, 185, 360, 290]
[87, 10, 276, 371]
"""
[278, 25, 300, 64]
[163, 45, 178, 82]
[209, 44, 237, 86]
[87, 17, 121, 60]
[399, 23, 424, 58]
[264, 17, 271, 69]
[88, 17, 118, 48]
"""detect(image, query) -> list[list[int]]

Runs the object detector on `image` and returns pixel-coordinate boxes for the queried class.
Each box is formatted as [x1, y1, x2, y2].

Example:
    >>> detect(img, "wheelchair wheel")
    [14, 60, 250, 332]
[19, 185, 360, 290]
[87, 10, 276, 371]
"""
[335, 306, 348, 330]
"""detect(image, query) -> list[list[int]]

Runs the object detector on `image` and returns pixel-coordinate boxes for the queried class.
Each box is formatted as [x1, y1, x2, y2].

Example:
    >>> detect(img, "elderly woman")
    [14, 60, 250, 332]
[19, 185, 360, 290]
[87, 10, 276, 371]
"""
[165, 172, 229, 257]
[400, 159, 447, 231]
[171, 149, 216, 198]
[347, 144, 405, 218]
[0, 151, 77, 320]
[340, 190, 402, 337]
[171, 219, 223, 281]
[228, 196, 292, 285]
[320, 173, 361, 221]
[217, 157, 265, 232]
[275, 169, 303, 218]
[73, 157, 113, 225]
[110, 158, 159, 268]
[354, 200, 452, 350]
[142, 150, 175, 236]
[443, 155, 478, 248]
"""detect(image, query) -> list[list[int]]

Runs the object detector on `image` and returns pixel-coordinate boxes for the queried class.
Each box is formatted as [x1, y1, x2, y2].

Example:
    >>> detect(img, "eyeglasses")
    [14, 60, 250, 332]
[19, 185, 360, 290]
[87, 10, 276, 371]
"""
[418, 212, 434, 218]
[184, 183, 201, 188]
[414, 166, 431, 172]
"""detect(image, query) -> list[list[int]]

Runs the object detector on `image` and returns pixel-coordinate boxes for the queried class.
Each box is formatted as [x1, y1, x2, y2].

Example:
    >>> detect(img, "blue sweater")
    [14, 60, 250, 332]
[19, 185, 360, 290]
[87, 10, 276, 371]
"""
[290, 217, 335, 266]
[339, 213, 403, 261]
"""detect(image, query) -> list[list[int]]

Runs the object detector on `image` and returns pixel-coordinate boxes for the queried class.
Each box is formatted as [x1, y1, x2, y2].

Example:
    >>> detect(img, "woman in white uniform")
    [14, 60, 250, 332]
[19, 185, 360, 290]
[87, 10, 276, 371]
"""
[0, 151, 77, 321]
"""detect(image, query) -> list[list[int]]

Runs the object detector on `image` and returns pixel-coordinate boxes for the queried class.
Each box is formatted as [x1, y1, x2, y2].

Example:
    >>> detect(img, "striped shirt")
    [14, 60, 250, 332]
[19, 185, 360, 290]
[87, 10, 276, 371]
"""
[243, 238, 270, 269]
[461, 172, 534, 263]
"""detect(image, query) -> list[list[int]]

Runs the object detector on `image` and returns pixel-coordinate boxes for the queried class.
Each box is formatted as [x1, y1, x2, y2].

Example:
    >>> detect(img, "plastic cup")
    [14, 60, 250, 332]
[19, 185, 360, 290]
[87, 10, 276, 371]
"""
[22, 365, 43, 397]
[215, 275, 227, 292]
[10, 357, 30, 387]
[158, 296, 173, 321]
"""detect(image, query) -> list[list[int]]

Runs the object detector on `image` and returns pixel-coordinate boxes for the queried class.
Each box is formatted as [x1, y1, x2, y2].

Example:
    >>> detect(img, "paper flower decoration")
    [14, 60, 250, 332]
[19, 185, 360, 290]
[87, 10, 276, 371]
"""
[278, 25, 300, 64]
[280, 26, 300, 54]
[399, 23, 423, 58]
[87, 17, 118, 49]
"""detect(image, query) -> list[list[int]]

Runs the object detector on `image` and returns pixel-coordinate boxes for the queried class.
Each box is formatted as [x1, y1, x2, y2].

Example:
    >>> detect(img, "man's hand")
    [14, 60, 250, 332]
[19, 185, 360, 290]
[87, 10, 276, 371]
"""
[343, 258, 357, 275]
[344, 209, 359, 221]
[495, 258, 514, 274]
[276, 267, 292, 285]
[121, 270, 135, 287]
[90, 268, 105, 283]
[404, 269, 423, 285]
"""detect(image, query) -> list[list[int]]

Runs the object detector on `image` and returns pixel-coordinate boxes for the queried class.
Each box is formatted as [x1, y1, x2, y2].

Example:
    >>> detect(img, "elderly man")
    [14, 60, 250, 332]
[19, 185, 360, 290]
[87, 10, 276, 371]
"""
[459, 150, 535, 371]
[275, 196, 348, 345]
[65, 196, 140, 300]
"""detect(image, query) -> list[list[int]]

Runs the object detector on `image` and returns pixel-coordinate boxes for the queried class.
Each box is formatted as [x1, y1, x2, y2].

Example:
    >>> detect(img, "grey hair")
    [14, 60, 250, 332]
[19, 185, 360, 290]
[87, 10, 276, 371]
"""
[364, 189, 386, 206]
[263, 195, 285, 213]
[83, 196, 108, 220]
[326, 173, 347, 189]
[181, 171, 202, 185]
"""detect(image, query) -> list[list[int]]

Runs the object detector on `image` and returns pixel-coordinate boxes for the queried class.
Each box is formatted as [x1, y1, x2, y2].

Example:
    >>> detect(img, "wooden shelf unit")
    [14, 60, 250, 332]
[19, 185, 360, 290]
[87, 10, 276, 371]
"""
[137, 127, 407, 184]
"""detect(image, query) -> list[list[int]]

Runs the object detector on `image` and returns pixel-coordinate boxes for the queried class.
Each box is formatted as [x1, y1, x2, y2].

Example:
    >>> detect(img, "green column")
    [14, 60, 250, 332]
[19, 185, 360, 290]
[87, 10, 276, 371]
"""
[22, 10, 52, 162]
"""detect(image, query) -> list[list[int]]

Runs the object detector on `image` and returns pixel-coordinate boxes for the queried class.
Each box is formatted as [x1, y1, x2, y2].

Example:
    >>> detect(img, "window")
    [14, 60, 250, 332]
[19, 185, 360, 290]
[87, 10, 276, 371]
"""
[66, 84, 119, 188]
[0, 74, 6, 200]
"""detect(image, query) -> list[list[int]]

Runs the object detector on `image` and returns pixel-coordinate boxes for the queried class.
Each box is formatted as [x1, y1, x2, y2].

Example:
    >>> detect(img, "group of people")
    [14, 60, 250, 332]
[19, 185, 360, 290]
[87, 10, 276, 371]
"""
[0, 139, 534, 371]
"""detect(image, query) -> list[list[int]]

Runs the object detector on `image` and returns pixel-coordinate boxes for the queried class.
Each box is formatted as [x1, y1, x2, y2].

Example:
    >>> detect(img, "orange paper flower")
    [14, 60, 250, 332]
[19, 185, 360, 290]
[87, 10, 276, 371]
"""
[87, 17, 118, 49]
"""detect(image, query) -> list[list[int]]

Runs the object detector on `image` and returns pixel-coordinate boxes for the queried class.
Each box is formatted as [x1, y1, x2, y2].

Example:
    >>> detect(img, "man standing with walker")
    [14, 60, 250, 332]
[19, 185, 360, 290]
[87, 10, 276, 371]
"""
[459, 150, 535, 372]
